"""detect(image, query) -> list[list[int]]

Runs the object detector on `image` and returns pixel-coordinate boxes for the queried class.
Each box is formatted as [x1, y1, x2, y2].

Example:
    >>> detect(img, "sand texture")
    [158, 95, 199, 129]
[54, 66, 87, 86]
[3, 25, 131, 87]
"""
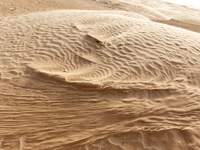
[0, 0, 200, 150]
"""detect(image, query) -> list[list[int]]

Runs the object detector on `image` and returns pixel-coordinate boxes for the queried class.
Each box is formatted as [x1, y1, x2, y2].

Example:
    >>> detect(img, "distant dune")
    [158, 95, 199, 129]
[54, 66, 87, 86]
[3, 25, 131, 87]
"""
[0, 0, 200, 150]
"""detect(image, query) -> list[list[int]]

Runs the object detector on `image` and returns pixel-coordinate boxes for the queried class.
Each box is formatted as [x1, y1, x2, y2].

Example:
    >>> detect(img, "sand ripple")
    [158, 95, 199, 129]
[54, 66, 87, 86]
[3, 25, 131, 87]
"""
[0, 9, 200, 150]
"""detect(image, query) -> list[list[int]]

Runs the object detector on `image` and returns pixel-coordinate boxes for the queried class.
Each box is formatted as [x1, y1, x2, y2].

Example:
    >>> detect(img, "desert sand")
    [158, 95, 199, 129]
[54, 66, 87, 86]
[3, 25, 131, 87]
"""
[0, 0, 200, 150]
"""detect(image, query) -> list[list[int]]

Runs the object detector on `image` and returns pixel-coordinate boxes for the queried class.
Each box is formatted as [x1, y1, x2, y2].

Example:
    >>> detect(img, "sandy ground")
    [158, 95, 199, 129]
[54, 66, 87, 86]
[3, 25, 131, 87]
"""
[0, 0, 104, 16]
[0, 0, 200, 150]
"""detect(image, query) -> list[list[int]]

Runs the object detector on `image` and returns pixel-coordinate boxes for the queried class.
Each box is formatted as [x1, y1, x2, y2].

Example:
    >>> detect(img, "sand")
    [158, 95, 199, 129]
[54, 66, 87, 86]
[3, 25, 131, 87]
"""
[0, 0, 200, 150]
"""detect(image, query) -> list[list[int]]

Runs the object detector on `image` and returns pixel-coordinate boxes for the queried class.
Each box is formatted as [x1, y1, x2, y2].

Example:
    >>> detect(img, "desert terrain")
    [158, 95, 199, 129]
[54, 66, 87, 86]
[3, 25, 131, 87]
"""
[0, 0, 200, 150]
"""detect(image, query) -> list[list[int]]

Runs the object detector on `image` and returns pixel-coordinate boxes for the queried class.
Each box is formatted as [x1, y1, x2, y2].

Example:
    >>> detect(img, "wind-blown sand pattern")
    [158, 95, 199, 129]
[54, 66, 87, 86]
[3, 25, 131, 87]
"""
[0, 0, 200, 150]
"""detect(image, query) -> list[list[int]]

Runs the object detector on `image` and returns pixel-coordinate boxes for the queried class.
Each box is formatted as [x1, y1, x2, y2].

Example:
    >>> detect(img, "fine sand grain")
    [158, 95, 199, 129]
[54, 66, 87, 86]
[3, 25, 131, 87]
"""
[0, 0, 200, 150]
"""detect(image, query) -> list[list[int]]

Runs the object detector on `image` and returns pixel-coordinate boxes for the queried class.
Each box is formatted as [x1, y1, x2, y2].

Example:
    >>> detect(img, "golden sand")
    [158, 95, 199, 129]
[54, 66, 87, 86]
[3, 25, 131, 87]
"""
[0, 0, 200, 149]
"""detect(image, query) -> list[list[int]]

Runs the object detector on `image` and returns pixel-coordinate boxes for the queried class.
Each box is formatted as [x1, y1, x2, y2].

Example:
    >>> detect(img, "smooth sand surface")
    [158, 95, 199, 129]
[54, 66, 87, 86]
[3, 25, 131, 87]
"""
[0, 0, 104, 16]
[0, 0, 200, 150]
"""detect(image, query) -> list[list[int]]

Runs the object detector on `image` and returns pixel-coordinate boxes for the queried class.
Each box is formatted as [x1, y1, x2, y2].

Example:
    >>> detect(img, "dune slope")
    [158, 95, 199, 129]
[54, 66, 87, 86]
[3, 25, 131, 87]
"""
[0, 9, 200, 150]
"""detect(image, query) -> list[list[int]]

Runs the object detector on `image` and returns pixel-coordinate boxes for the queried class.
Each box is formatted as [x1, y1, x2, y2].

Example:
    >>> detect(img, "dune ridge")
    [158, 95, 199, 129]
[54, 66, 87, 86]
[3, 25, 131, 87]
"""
[79, 0, 200, 33]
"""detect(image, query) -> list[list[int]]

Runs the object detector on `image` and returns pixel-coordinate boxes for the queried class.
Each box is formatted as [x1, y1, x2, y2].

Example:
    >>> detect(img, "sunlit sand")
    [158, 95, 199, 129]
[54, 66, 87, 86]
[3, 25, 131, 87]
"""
[0, 0, 200, 149]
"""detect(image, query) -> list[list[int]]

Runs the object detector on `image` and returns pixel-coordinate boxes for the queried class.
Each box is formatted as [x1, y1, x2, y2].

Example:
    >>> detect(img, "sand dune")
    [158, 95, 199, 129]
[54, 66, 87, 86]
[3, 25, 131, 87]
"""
[0, 0, 104, 17]
[0, 0, 200, 150]
[79, 0, 200, 33]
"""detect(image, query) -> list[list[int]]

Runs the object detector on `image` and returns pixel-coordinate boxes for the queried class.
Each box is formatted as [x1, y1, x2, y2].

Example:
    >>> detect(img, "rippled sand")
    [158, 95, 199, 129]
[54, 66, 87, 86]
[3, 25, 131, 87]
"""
[0, 0, 200, 150]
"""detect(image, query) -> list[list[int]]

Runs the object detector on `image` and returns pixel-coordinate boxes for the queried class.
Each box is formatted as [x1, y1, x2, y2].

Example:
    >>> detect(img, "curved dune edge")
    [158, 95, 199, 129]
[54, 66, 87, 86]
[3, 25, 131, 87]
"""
[79, 0, 200, 33]
[0, 3, 200, 150]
